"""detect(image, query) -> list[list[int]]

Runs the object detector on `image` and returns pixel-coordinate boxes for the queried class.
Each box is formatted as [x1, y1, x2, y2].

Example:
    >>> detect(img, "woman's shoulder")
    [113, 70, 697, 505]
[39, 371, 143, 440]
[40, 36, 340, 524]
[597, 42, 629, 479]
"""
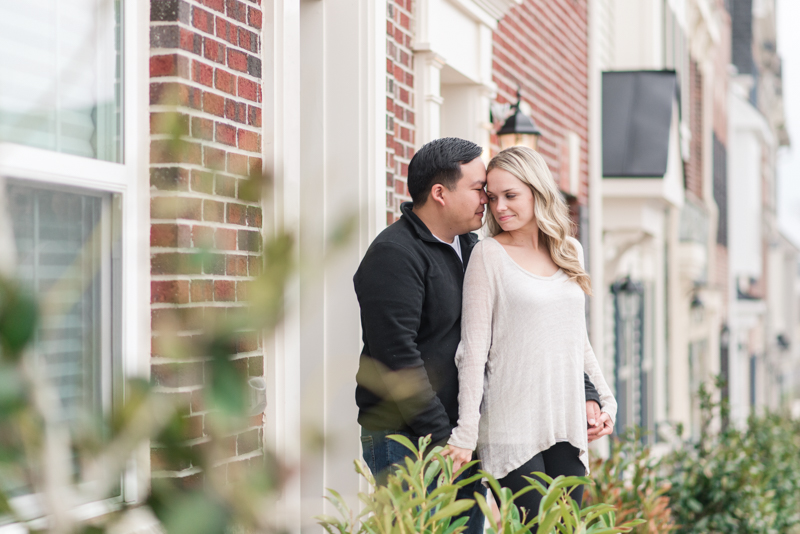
[564, 236, 585, 267]
[471, 235, 503, 257]
[467, 236, 503, 269]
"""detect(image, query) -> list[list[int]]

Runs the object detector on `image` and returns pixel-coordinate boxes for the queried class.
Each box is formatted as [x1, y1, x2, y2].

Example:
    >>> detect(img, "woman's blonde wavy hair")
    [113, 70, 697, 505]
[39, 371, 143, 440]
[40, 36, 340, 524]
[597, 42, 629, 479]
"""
[486, 146, 592, 295]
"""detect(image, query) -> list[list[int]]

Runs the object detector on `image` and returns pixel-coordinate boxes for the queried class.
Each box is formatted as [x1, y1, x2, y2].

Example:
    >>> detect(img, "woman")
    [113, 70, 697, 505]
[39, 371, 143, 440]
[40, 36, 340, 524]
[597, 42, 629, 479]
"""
[443, 146, 616, 517]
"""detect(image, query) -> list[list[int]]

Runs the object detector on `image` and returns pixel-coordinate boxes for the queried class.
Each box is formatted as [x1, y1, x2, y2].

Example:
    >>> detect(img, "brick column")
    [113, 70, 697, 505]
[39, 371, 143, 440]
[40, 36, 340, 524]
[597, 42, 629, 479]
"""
[149, 0, 264, 484]
[386, 0, 415, 224]
[686, 59, 704, 198]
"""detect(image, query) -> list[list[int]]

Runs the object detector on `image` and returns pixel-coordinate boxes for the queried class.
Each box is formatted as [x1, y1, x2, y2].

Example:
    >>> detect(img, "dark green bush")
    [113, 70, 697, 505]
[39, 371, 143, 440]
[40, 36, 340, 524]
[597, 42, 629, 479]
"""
[660, 382, 800, 534]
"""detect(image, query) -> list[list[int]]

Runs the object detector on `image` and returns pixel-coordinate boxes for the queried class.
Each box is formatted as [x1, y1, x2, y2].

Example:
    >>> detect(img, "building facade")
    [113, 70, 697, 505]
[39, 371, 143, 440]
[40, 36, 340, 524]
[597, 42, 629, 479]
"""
[727, 0, 791, 425]
[0, 0, 796, 531]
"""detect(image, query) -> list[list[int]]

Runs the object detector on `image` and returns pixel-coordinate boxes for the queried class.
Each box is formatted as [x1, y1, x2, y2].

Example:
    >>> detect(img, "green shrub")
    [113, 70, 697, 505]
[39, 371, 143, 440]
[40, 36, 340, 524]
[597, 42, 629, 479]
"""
[584, 430, 676, 533]
[318, 435, 644, 534]
[660, 382, 800, 534]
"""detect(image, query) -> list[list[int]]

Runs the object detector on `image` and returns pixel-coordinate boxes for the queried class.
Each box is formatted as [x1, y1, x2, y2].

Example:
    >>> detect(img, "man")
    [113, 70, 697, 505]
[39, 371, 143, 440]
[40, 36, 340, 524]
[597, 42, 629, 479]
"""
[354, 138, 612, 531]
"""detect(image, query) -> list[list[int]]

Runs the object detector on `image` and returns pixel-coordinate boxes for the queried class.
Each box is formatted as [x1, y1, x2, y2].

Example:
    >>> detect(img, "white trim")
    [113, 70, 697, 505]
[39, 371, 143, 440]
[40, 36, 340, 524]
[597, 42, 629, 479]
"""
[414, 51, 446, 146]
[3, 496, 124, 532]
[265, 1, 303, 532]
[0, 144, 128, 192]
[124, 0, 152, 505]
[443, 0, 521, 29]
[587, 0, 606, 401]
[471, 0, 521, 20]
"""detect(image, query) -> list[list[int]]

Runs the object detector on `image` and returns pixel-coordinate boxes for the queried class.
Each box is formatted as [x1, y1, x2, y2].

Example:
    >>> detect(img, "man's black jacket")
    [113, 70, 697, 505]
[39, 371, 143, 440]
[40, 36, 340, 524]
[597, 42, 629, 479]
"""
[354, 202, 600, 444]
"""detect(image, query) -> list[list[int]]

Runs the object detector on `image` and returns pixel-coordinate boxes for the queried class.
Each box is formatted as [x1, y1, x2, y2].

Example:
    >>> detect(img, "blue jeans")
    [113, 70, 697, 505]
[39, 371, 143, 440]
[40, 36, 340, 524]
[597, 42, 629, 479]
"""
[360, 427, 486, 534]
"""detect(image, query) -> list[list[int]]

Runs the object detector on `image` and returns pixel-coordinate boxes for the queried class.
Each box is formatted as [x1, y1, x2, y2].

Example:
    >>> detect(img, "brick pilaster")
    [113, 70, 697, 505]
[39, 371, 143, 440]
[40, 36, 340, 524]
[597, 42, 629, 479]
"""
[386, 0, 415, 224]
[149, 0, 264, 484]
[686, 59, 704, 198]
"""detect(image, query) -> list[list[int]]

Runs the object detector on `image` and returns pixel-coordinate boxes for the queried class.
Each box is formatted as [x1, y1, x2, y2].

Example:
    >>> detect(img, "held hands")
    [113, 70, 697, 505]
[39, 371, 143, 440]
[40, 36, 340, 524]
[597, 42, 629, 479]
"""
[440, 444, 473, 472]
[586, 400, 613, 442]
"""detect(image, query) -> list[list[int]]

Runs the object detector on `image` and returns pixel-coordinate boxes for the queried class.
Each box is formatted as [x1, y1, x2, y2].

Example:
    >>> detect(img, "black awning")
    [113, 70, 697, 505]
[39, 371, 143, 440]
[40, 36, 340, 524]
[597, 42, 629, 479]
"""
[602, 70, 678, 178]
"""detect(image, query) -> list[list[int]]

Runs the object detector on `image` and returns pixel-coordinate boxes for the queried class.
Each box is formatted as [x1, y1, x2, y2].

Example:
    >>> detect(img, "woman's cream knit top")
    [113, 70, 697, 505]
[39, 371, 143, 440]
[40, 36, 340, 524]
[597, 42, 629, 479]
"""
[447, 236, 617, 478]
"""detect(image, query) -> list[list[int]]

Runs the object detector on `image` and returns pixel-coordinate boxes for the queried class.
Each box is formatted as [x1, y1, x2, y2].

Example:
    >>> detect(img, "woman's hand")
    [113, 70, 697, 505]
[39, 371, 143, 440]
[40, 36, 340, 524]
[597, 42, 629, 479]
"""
[587, 400, 614, 442]
[441, 444, 474, 472]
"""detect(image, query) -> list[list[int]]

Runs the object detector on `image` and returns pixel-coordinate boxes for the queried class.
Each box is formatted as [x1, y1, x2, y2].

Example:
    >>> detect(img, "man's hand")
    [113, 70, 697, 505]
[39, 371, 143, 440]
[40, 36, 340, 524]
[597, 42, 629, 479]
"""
[587, 400, 614, 442]
[441, 444, 473, 472]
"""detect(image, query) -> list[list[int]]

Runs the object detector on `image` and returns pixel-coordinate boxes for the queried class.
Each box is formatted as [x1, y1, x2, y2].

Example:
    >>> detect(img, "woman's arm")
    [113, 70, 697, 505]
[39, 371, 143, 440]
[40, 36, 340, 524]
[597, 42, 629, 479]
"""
[569, 236, 617, 431]
[583, 334, 618, 425]
[447, 243, 494, 454]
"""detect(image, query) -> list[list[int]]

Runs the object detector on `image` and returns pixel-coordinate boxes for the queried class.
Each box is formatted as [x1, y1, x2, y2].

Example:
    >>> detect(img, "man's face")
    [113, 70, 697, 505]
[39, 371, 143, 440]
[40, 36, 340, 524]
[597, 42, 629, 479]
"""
[442, 158, 488, 234]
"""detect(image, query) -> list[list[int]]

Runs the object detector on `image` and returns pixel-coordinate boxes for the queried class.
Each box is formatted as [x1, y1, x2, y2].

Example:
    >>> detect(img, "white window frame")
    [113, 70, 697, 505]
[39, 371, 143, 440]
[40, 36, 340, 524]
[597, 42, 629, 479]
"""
[0, 0, 150, 526]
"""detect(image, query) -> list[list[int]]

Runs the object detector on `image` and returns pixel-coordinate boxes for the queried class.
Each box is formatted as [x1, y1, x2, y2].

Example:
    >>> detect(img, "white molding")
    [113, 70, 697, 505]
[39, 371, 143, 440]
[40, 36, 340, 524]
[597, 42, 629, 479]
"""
[263, 0, 388, 528]
[415, 51, 447, 146]
[0, 144, 128, 192]
[264, 1, 303, 532]
[452, 0, 520, 25]
[414, 0, 506, 150]
[587, 0, 606, 390]
[127, 0, 152, 504]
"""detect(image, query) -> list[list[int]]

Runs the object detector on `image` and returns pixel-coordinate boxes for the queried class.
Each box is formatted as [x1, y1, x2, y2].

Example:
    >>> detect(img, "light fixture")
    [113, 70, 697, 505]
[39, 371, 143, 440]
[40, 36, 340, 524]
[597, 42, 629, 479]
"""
[497, 88, 542, 151]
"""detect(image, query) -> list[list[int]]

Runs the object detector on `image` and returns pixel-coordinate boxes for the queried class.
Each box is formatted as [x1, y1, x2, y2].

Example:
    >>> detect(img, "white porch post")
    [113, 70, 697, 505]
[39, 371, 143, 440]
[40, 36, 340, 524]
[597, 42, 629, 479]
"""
[415, 49, 445, 146]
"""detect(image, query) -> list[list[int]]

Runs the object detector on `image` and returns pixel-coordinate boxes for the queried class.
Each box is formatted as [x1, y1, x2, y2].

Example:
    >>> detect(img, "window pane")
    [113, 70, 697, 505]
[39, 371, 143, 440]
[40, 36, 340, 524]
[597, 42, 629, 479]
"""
[0, 0, 122, 162]
[1, 181, 116, 500]
[7, 183, 108, 426]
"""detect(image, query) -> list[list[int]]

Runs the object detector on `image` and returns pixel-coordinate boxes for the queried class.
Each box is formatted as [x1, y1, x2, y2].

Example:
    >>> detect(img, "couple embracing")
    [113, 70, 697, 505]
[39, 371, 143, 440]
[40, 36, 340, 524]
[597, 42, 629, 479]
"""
[354, 138, 617, 532]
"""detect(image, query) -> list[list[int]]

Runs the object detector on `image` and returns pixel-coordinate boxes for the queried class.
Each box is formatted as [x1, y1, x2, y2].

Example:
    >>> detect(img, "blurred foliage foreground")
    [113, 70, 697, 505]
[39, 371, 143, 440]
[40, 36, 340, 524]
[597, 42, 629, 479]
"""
[0, 193, 298, 534]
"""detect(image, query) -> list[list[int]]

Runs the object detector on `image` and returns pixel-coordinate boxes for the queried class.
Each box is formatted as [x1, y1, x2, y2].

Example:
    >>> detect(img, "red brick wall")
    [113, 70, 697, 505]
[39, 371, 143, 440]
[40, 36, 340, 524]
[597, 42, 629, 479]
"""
[492, 0, 590, 207]
[386, 0, 415, 224]
[149, 0, 263, 483]
[685, 59, 704, 199]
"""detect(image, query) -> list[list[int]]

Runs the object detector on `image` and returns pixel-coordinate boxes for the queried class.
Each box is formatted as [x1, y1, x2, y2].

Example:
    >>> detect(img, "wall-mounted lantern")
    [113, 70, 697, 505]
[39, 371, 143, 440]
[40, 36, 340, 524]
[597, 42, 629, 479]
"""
[497, 88, 542, 151]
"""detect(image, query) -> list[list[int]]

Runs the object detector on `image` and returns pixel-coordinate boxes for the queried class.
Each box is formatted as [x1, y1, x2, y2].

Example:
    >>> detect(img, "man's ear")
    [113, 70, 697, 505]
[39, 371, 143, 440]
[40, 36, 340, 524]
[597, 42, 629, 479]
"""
[430, 184, 447, 207]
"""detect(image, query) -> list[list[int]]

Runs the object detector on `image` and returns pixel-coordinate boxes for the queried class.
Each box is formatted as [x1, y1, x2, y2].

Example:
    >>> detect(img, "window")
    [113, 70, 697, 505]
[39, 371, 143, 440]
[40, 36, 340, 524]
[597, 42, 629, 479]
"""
[7, 183, 118, 426]
[0, 0, 143, 516]
[611, 278, 645, 438]
[2, 181, 121, 500]
[0, 0, 122, 162]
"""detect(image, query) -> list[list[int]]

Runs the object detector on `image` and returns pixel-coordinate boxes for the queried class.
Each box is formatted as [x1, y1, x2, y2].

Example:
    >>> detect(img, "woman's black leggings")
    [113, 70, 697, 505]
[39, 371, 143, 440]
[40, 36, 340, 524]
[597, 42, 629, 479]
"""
[491, 442, 585, 524]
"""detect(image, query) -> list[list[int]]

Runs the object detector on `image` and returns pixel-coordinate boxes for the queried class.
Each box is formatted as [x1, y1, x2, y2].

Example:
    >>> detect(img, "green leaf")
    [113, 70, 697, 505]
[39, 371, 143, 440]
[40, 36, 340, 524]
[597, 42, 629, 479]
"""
[520, 476, 549, 496]
[474, 492, 498, 532]
[429, 499, 474, 522]
[424, 459, 442, 487]
[539, 486, 565, 515]
[387, 434, 418, 455]
[0, 363, 25, 413]
[208, 361, 247, 415]
[159, 492, 228, 534]
[324, 488, 351, 520]
[443, 515, 469, 534]
[0, 282, 38, 357]
[537, 508, 562, 534]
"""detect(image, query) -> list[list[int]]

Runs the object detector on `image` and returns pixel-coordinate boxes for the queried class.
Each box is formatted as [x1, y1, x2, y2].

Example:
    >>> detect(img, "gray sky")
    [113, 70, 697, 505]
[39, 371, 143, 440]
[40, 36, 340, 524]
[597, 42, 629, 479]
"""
[777, 0, 800, 248]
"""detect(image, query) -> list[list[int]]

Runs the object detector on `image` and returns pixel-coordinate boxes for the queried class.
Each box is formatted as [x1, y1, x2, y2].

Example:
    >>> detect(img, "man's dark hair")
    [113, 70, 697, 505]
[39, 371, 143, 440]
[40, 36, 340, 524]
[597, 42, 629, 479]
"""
[407, 137, 483, 207]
